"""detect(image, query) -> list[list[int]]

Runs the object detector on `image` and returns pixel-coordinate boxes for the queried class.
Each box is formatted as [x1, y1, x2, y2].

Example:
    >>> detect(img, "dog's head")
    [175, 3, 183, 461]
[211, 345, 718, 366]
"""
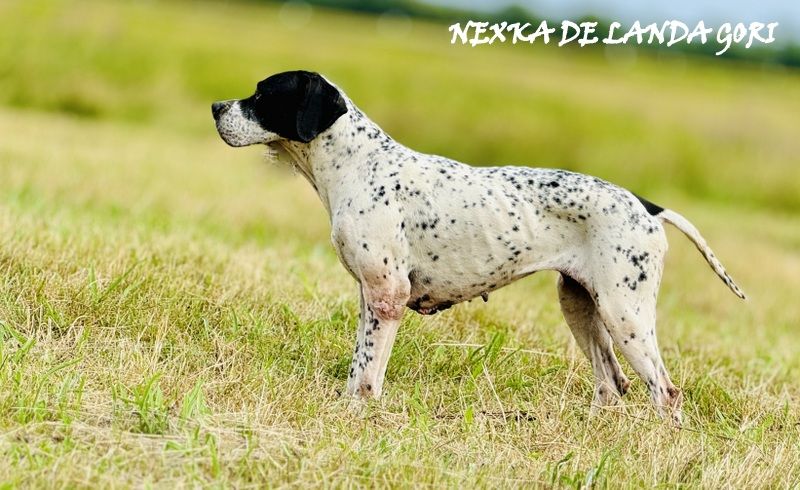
[212, 70, 348, 147]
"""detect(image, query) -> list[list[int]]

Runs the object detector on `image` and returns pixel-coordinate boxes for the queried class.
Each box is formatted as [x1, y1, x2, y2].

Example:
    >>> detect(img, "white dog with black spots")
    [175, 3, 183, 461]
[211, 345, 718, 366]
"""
[212, 70, 746, 426]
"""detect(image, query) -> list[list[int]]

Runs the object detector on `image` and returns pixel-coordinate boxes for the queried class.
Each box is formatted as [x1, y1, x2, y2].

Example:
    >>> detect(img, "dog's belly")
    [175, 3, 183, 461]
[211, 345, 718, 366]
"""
[406, 250, 560, 314]
[405, 217, 581, 315]
[406, 267, 522, 315]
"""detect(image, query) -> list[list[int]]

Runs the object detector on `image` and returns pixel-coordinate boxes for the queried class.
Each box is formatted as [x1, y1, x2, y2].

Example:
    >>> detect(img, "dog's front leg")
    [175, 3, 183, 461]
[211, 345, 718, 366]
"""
[346, 280, 409, 400]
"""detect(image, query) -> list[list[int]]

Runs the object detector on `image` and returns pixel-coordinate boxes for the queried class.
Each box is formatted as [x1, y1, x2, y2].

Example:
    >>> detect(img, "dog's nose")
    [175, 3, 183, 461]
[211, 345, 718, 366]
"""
[211, 101, 229, 120]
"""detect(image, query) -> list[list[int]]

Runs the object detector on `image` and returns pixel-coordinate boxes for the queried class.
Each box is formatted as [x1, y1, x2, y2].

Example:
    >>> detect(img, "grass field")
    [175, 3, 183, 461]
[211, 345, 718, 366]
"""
[1, 0, 800, 487]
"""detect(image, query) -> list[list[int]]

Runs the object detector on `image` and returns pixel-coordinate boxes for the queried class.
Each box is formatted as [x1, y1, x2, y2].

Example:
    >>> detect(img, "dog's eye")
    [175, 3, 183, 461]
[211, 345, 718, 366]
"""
[253, 93, 262, 101]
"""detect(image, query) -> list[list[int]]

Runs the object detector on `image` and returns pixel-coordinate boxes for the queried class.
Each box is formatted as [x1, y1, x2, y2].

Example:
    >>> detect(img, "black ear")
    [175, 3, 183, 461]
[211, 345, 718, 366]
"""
[295, 73, 347, 143]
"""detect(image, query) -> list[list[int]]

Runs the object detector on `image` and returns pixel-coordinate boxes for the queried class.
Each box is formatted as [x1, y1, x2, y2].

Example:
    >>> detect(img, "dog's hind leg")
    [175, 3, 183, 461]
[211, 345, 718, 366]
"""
[592, 245, 683, 426]
[596, 295, 682, 425]
[558, 274, 631, 412]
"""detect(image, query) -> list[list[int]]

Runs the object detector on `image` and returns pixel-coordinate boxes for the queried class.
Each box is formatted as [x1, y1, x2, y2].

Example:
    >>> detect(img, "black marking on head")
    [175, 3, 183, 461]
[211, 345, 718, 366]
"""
[243, 70, 347, 143]
[633, 193, 664, 216]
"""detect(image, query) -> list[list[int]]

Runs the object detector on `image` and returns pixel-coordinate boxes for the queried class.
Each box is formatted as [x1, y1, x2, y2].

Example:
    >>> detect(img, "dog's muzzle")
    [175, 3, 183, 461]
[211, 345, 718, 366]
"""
[211, 100, 233, 121]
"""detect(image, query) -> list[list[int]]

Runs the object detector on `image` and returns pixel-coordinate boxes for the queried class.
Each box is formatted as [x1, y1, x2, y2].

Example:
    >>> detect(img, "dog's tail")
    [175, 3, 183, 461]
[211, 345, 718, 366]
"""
[636, 195, 746, 300]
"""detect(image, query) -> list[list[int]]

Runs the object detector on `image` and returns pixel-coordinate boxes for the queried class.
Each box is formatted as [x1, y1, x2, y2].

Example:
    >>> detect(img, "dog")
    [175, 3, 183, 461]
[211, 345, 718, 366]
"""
[212, 70, 745, 425]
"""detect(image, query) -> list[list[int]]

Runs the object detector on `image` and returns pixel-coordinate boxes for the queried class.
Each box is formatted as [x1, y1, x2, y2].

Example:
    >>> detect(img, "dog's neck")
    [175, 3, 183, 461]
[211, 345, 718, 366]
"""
[274, 104, 400, 217]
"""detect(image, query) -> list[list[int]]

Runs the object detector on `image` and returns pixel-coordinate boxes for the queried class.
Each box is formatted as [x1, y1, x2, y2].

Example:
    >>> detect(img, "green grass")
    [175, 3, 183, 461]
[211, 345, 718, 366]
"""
[1, 0, 799, 487]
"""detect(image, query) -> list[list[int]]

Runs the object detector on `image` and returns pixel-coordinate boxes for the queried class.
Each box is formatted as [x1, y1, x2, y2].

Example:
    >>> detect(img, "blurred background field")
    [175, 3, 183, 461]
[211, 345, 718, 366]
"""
[0, 0, 799, 486]
[3, 0, 800, 210]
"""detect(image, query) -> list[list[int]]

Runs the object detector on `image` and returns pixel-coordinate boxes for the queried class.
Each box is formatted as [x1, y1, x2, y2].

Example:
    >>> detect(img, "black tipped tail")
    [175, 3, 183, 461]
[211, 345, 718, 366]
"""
[660, 208, 746, 300]
[634, 193, 745, 299]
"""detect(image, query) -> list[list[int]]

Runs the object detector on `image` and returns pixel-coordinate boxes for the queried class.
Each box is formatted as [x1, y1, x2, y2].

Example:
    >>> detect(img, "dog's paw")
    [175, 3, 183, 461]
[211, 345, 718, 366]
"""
[335, 392, 369, 417]
[670, 409, 684, 429]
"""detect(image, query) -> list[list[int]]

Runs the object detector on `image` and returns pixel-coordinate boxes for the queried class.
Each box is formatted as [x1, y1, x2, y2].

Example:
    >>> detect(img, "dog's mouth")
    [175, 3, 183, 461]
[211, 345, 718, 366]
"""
[215, 122, 257, 148]
[216, 133, 245, 148]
